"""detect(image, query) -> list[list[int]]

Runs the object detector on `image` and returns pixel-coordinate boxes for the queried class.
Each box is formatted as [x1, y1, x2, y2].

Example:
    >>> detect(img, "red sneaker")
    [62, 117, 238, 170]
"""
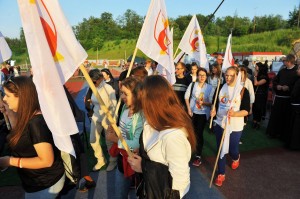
[231, 156, 240, 170]
[214, 174, 225, 187]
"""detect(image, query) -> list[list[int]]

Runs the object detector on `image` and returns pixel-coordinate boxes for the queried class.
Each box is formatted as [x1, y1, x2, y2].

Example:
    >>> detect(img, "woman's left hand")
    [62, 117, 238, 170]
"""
[128, 154, 142, 173]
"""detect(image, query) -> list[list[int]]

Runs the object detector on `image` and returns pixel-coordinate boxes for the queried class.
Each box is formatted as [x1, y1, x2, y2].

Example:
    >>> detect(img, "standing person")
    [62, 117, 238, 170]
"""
[101, 68, 119, 99]
[144, 59, 153, 76]
[216, 55, 223, 67]
[187, 64, 199, 83]
[266, 54, 298, 140]
[210, 67, 250, 187]
[185, 68, 213, 166]
[240, 67, 255, 116]
[208, 63, 223, 93]
[0, 76, 65, 198]
[252, 62, 269, 129]
[288, 65, 300, 150]
[173, 62, 191, 110]
[88, 69, 117, 171]
[128, 75, 196, 198]
[106, 77, 144, 198]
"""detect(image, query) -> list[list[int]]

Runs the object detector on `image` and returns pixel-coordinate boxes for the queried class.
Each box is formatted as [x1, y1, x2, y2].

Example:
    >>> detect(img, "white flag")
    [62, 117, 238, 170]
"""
[222, 33, 234, 72]
[136, 0, 175, 84]
[178, 15, 209, 70]
[220, 72, 242, 158]
[0, 31, 12, 64]
[18, 0, 88, 156]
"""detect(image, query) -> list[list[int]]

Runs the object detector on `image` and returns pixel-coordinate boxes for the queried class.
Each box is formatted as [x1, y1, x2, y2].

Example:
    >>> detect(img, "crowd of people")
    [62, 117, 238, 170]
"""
[0, 53, 299, 198]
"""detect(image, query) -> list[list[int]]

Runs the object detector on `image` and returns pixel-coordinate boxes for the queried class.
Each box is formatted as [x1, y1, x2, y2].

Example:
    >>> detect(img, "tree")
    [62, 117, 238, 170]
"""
[288, 6, 299, 28]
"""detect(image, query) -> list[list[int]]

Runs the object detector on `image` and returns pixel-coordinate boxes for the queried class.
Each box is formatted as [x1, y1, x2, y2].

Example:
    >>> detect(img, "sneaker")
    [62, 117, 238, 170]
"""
[231, 155, 240, 170]
[106, 160, 117, 171]
[77, 178, 88, 192]
[93, 160, 106, 171]
[192, 156, 202, 167]
[214, 174, 225, 187]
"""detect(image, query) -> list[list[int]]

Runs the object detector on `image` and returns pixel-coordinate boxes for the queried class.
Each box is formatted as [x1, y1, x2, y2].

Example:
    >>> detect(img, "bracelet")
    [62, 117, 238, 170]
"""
[19, 158, 23, 168]
[17, 158, 21, 168]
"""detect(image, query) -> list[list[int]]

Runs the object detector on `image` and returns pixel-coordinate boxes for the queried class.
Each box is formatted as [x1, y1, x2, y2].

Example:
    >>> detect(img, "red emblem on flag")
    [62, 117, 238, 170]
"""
[154, 10, 171, 55]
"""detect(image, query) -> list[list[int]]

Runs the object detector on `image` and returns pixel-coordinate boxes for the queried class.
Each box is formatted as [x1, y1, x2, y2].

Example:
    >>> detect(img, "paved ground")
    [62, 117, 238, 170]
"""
[0, 78, 300, 199]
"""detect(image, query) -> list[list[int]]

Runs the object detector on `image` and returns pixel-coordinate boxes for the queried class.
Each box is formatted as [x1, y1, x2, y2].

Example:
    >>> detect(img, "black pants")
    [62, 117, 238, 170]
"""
[192, 114, 207, 156]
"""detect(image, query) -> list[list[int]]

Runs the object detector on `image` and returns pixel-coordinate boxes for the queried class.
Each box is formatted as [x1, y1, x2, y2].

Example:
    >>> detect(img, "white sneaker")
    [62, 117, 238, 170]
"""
[106, 161, 117, 171]
[93, 160, 106, 171]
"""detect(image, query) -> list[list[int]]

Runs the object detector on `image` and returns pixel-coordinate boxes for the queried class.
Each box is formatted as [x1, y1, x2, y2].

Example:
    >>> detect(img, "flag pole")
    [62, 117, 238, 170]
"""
[209, 122, 227, 188]
[209, 72, 222, 129]
[173, 47, 180, 59]
[79, 64, 133, 157]
[0, 95, 11, 130]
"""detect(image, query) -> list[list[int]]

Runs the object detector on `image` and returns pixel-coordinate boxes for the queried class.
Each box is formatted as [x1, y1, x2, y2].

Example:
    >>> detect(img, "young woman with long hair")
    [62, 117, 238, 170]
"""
[185, 68, 213, 166]
[0, 76, 65, 198]
[106, 76, 144, 198]
[211, 67, 250, 187]
[128, 75, 196, 198]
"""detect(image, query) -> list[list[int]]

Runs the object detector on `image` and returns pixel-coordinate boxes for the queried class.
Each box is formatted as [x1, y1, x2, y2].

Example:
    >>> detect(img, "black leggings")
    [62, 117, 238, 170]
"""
[192, 114, 207, 156]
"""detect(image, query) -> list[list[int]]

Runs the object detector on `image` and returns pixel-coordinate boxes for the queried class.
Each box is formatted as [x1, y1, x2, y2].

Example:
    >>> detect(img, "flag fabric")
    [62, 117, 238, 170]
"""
[0, 31, 12, 64]
[222, 33, 235, 72]
[178, 15, 209, 70]
[18, 0, 88, 156]
[136, 0, 175, 85]
[220, 72, 242, 159]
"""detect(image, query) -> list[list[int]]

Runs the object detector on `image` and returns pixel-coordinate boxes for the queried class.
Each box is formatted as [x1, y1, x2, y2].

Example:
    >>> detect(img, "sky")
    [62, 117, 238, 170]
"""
[0, 0, 298, 38]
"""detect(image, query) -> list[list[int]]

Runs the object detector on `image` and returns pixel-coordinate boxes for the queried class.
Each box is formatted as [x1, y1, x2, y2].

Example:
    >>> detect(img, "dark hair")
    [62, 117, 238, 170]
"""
[210, 63, 222, 78]
[239, 67, 248, 81]
[256, 62, 268, 77]
[242, 59, 249, 67]
[89, 69, 103, 81]
[101, 68, 114, 80]
[286, 54, 295, 64]
[131, 66, 148, 81]
[141, 75, 196, 151]
[3, 76, 40, 147]
[121, 77, 142, 113]
[197, 68, 208, 76]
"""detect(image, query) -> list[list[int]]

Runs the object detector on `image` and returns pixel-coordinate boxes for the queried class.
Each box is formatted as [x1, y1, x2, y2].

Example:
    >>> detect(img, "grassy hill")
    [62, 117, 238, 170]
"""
[12, 29, 300, 64]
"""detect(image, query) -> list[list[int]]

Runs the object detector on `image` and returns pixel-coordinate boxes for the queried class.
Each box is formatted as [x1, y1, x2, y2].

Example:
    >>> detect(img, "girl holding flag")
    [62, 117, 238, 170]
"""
[210, 66, 250, 187]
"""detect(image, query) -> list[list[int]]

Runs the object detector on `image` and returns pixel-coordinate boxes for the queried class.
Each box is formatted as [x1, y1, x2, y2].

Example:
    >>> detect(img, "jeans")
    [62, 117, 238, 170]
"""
[192, 114, 207, 156]
[114, 169, 132, 198]
[214, 124, 242, 175]
[24, 173, 65, 199]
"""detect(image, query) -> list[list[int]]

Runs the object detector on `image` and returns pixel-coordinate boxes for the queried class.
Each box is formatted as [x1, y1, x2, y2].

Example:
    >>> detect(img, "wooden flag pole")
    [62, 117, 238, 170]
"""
[113, 47, 138, 118]
[79, 64, 133, 157]
[0, 95, 11, 130]
[173, 47, 180, 59]
[209, 71, 223, 129]
[209, 122, 227, 188]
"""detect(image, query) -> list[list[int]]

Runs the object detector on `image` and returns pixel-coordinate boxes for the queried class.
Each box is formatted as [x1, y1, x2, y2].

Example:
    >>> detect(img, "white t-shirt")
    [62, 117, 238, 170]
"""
[215, 84, 244, 131]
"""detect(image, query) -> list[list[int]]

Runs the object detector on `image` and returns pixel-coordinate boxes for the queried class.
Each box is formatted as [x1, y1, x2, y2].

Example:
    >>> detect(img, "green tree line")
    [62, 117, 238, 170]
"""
[5, 6, 300, 59]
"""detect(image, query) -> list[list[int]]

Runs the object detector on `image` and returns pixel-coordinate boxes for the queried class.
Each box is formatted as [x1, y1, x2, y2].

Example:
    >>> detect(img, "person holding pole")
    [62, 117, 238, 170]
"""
[210, 66, 250, 187]
[128, 75, 196, 198]
[88, 69, 117, 171]
[106, 76, 144, 198]
[185, 68, 213, 166]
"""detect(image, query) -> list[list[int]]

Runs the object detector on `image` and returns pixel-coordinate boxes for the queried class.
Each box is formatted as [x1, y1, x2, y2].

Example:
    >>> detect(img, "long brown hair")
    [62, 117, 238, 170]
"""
[3, 76, 40, 147]
[121, 77, 142, 113]
[141, 75, 196, 151]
